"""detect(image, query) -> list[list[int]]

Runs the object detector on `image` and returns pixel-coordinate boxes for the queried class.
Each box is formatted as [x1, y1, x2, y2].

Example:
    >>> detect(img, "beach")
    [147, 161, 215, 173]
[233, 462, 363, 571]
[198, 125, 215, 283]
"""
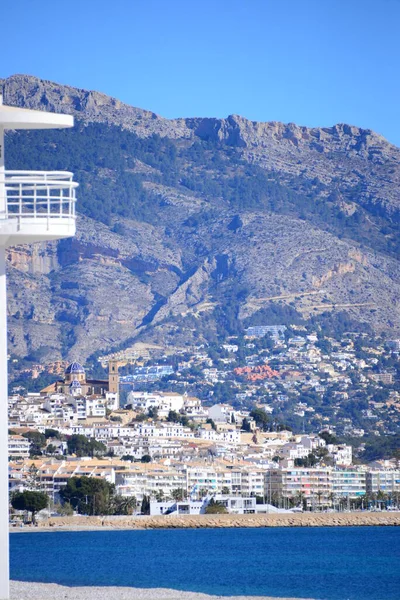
[10, 510, 400, 532]
[10, 581, 313, 600]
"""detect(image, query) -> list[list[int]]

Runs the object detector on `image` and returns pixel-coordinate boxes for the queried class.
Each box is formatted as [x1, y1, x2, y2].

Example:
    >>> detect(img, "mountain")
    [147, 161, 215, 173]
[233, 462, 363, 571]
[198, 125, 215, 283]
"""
[1, 74, 399, 363]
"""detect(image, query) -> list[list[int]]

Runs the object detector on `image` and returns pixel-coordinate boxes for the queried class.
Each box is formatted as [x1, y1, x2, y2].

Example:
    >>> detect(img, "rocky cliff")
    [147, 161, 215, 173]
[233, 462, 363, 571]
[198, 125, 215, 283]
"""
[1, 75, 399, 362]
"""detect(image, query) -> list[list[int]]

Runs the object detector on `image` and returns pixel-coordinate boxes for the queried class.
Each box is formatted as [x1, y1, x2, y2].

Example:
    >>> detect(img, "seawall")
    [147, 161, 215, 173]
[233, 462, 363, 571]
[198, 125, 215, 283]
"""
[11, 511, 400, 531]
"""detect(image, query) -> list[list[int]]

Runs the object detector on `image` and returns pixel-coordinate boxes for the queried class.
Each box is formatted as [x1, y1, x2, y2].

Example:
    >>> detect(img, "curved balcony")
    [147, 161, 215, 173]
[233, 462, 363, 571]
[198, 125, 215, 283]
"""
[0, 171, 78, 246]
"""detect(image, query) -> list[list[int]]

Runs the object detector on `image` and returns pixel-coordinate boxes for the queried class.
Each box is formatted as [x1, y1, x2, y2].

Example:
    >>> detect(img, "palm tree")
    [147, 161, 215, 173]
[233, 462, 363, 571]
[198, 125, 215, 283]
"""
[376, 490, 387, 509]
[171, 488, 186, 502]
[113, 495, 137, 515]
[294, 491, 305, 509]
[155, 489, 164, 502]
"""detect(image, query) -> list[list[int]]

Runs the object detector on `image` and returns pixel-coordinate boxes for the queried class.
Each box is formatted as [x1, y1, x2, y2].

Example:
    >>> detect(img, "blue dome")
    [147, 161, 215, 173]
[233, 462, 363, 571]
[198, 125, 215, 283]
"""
[65, 362, 85, 375]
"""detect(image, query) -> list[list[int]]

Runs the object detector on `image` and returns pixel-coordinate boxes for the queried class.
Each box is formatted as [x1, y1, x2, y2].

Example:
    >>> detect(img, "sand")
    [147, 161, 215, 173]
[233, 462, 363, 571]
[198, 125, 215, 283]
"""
[10, 581, 313, 600]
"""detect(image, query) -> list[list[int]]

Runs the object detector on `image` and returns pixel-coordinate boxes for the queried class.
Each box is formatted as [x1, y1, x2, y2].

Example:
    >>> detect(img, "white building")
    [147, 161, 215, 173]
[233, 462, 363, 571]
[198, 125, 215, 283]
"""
[366, 471, 400, 495]
[8, 436, 30, 459]
[332, 470, 366, 498]
[198, 428, 241, 444]
[208, 404, 236, 423]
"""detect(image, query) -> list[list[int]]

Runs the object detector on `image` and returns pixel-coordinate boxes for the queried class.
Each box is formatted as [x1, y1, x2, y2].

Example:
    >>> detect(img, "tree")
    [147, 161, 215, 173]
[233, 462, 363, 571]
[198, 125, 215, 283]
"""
[22, 431, 46, 447]
[121, 455, 134, 462]
[204, 498, 227, 514]
[112, 495, 137, 515]
[53, 501, 74, 516]
[11, 491, 48, 524]
[60, 476, 115, 515]
[316, 490, 324, 510]
[155, 489, 164, 502]
[242, 418, 251, 432]
[167, 410, 180, 423]
[22, 431, 46, 456]
[134, 413, 148, 422]
[60, 476, 138, 516]
[315, 338, 333, 354]
[295, 453, 318, 467]
[46, 444, 57, 456]
[66, 434, 107, 457]
[221, 486, 230, 495]
[147, 407, 158, 420]
[319, 431, 338, 445]
[171, 488, 186, 501]
[294, 491, 305, 508]
[179, 414, 190, 427]
[26, 464, 41, 490]
[227, 214, 243, 232]
[44, 428, 62, 440]
[250, 408, 271, 431]
[141, 495, 150, 515]
[141, 454, 152, 463]
[206, 418, 217, 431]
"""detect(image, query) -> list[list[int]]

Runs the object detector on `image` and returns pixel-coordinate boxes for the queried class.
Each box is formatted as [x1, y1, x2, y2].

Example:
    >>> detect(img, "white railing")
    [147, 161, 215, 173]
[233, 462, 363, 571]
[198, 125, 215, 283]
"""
[3, 171, 78, 221]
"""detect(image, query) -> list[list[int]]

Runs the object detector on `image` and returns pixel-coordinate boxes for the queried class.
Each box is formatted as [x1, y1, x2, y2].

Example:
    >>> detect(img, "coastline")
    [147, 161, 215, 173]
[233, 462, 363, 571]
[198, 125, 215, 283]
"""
[10, 511, 400, 532]
[10, 581, 314, 600]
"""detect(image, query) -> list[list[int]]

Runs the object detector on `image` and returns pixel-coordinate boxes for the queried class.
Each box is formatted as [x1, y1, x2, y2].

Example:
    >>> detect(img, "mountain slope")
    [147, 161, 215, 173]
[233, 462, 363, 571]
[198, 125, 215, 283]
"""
[1, 75, 399, 362]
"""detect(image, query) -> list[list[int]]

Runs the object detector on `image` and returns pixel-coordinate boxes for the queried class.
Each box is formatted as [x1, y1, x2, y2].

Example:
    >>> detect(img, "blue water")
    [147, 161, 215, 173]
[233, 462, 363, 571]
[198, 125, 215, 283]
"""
[10, 527, 400, 599]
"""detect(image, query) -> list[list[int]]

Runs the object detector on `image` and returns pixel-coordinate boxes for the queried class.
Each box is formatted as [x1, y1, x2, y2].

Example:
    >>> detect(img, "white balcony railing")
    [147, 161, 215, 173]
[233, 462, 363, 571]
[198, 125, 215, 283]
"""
[2, 171, 78, 221]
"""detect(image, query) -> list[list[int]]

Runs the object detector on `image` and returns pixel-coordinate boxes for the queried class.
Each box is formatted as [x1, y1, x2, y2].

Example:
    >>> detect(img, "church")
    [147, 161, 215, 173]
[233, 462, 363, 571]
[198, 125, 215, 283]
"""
[40, 360, 119, 398]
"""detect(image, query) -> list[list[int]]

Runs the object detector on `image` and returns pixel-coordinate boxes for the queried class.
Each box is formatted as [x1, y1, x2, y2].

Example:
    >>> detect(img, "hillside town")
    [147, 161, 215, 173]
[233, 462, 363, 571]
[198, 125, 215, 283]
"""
[7, 325, 400, 517]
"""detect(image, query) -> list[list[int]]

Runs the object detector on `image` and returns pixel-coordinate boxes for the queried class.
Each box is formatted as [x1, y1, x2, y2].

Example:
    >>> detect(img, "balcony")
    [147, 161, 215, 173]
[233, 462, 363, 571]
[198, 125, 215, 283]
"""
[0, 170, 78, 246]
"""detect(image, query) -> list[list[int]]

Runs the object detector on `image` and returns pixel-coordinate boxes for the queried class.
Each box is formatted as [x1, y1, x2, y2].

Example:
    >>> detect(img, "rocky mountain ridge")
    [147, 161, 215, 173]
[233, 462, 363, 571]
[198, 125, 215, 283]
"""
[1, 74, 399, 362]
[4, 74, 399, 217]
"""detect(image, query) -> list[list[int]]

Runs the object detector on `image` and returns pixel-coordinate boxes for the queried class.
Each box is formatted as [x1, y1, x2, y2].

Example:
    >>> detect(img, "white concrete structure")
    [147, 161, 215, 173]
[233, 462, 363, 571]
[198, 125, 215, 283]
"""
[366, 470, 400, 495]
[198, 427, 241, 444]
[0, 96, 77, 599]
[7, 435, 30, 459]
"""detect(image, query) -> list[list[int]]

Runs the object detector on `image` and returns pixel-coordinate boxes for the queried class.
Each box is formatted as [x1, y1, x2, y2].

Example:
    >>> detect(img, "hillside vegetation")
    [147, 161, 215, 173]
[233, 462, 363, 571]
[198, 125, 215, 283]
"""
[2, 75, 399, 362]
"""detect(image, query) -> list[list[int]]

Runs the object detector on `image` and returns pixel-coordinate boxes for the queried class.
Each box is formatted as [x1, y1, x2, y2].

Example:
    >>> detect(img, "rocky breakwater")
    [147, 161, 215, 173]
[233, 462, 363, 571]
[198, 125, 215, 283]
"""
[27, 511, 400, 531]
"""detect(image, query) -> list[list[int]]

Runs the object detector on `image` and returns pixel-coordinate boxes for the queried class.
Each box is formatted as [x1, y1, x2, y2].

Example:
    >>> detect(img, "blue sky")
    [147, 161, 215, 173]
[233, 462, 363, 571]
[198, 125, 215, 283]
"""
[3, 0, 400, 145]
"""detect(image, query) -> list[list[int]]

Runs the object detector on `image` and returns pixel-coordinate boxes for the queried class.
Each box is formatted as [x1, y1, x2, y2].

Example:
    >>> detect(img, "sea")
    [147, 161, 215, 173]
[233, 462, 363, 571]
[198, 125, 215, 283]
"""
[10, 526, 400, 600]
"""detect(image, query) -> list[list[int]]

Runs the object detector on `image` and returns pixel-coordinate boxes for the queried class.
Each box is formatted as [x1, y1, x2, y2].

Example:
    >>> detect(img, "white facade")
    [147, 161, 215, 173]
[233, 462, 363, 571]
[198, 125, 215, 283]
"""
[198, 428, 241, 444]
[327, 444, 353, 466]
[127, 391, 184, 414]
[366, 471, 400, 495]
[8, 435, 30, 459]
[333, 470, 366, 498]
[208, 403, 236, 423]
[0, 97, 77, 600]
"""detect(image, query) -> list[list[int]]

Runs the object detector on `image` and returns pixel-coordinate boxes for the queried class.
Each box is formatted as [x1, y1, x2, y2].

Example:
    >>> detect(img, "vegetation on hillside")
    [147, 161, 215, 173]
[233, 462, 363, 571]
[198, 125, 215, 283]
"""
[5, 122, 399, 257]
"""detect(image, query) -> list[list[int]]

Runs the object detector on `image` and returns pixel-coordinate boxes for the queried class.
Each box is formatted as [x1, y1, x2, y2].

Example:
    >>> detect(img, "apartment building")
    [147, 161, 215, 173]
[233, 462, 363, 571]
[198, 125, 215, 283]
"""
[366, 471, 400, 495]
[240, 469, 266, 497]
[266, 468, 332, 506]
[198, 428, 241, 444]
[332, 470, 366, 498]
[9, 458, 123, 501]
[8, 435, 30, 459]
[115, 466, 186, 501]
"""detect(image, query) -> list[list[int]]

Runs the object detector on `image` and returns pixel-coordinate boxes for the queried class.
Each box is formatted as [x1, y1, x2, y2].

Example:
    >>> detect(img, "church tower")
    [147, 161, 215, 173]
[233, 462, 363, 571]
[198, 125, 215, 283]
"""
[108, 360, 119, 394]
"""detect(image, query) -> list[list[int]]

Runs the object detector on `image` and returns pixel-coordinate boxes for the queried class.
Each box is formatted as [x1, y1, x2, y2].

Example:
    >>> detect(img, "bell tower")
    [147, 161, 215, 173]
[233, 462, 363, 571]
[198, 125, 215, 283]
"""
[108, 360, 120, 394]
